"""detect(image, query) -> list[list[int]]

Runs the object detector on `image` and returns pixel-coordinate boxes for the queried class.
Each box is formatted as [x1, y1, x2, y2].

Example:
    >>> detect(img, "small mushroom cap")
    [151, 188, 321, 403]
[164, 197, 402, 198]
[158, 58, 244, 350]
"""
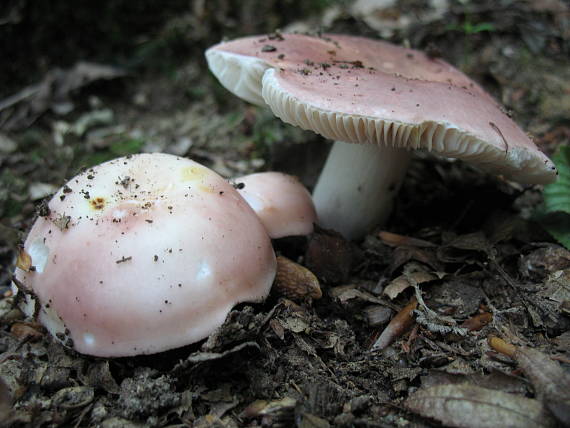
[206, 34, 556, 184]
[235, 172, 316, 238]
[14, 153, 276, 357]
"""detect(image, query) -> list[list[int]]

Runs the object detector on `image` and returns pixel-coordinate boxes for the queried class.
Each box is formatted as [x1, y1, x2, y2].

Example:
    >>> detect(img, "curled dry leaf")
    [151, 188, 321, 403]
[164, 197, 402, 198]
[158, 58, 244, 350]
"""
[383, 262, 441, 300]
[461, 312, 493, 331]
[388, 245, 442, 275]
[242, 396, 297, 424]
[273, 256, 322, 300]
[405, 384, 556, 428]
[51, 386, 95, 410]
[10, 322, 45, 342]
[370, 297, 417, 351]
[488, 336, 517, 358]
[363, 305, 393, 327]
[378, 230, 437, 248]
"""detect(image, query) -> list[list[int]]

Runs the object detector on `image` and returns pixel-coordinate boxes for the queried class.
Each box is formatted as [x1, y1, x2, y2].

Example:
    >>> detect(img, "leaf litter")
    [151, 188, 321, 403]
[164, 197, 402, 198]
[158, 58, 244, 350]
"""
[1, 1, 570, 427]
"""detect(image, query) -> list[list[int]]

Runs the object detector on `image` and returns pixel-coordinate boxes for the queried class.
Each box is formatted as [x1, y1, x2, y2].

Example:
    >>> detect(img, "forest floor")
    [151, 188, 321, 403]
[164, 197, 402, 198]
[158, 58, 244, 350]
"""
[0, 1, 569, 427]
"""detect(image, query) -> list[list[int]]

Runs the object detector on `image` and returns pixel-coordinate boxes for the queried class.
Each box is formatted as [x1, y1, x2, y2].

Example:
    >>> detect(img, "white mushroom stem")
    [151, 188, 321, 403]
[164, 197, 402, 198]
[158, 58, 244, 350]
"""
[312, 142, 411, 240]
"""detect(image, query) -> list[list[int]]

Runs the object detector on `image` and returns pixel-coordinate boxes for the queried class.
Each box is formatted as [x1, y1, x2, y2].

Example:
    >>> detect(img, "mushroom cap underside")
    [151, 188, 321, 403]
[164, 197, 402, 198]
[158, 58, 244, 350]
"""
[206, 33, 556, 184]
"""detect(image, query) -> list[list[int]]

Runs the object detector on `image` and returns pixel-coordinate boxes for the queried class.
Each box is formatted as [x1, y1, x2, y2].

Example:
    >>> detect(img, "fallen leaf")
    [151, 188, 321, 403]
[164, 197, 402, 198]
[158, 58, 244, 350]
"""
[488, 336, 517, 358]
[461, 312, 492, 331]
[519, 245, 570, 279]
[363, 305, 393, 326]
[378, 230, 437, 248]
[383, 262, 441, 299]
[1, 62, 126, 131]
[514, 346, 570, 401]
[487, 338, 570, 427]
[388, 245, 441, 275]
[371, 297, 417, 351]
[273, 255, 322, 300]
[406, 384, 555, 428]
[420, 370, 527, 395]
[437, 232, 493, 263]
[10, 322, 44, 341]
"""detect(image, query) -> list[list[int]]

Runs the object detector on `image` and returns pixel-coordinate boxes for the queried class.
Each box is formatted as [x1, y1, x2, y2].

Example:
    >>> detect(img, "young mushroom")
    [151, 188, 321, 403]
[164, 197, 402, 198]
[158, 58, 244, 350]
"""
[234, 171, 316, 238]
[206, 33, 557, 240]
[13, 153, 276, 357]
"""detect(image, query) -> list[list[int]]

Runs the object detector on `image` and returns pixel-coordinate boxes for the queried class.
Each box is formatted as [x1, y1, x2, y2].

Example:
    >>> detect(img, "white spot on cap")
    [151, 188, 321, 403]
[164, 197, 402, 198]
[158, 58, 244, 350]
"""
[196, 261, 212, 280]
[112, 209, 127, 220]
[28, 238, 49, 273]
[83, 333, 96, 347]
[240, 192, 264, 212]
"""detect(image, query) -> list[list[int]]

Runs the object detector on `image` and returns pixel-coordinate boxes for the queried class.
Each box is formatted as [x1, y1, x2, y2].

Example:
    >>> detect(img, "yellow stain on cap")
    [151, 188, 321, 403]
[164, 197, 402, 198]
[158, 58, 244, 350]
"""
[89, 197, 106, 210]
[181, 166, 209, 182]
[181, 166, 216, 193]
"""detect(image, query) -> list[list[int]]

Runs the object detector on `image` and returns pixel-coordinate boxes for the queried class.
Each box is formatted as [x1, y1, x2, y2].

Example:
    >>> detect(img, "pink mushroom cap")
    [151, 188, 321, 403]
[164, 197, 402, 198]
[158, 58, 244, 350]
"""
[234, 172, 317, 238]
[13, 153, 276, 357]
[206, 33, 556, 184]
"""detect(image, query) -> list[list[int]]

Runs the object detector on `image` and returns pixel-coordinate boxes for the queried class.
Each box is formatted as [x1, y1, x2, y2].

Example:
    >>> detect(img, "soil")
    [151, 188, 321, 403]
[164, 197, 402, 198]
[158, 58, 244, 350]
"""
[1, 1, 569, 427]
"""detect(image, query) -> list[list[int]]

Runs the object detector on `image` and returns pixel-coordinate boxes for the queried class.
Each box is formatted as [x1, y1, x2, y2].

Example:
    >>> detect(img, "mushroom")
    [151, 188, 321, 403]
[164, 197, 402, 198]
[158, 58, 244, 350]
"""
[13, 153, 276, 357]
[234, 172, 316, 238]
[206, 33, 557, 239]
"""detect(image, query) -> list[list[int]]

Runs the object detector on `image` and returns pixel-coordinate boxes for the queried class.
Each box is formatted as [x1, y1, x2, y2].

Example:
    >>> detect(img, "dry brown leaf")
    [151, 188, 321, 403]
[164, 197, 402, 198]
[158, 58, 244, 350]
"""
[371, 297, 417, 351]
[437, 232, 493, 263]
[388, 245, 442, 275]
[383, 262, 441, 300]
[378, 230, 437, 248]
[406, 384, 555, 428]
[514, 347, 570, 401]
[461, 312, 492, 331]
[363, 305, 393, 327]
[329, 285, 394, 307]
[242, 396, 297, 426]
[488, 336, 517, 358]
[273, 256, 322, 300]
[515, 347, 570, 427]
[1, 62, 126, 131]
[488, 339, 570, 400]
[485, 339, 570, 427]
[10, 322, 44, 341]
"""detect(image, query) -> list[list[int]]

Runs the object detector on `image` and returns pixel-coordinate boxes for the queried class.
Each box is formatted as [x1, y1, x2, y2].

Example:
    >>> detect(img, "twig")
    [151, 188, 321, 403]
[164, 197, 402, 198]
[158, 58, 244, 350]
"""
[0, 84, 41, 112]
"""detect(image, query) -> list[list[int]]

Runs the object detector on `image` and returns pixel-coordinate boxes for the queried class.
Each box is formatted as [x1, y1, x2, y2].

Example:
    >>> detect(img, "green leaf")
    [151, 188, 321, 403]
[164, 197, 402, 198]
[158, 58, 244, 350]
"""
[536, 145, 570, 248]
[468, 22, 496, 34]
[543, 146, 570, 214]
[538, 212, 570, 249]
[110, 138, 144, 156]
